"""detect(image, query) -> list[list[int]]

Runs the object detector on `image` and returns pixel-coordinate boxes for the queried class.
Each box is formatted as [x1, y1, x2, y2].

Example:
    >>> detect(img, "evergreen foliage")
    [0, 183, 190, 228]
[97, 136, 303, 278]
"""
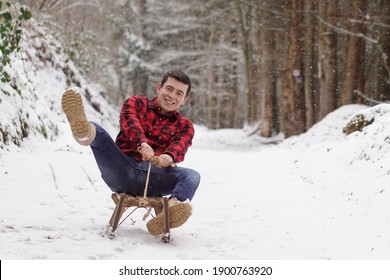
[0, 1, 31, 82]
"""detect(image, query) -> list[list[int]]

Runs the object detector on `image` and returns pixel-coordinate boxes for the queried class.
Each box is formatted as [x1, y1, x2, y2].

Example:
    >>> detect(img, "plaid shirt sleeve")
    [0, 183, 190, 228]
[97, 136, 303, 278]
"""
[163, 118, 194, 163]
[118, 96, 148, 147]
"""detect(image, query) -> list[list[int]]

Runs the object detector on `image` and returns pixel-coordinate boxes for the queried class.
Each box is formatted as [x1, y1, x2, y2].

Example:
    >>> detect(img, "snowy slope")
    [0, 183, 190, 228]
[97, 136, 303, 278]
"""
[1, 19, 390, 260]
[0, 18, 118, 149]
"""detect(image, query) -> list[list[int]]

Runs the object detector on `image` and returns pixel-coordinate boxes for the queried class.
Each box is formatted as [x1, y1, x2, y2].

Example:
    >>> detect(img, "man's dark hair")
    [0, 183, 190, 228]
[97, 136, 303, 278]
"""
[161, 70, 192, 96]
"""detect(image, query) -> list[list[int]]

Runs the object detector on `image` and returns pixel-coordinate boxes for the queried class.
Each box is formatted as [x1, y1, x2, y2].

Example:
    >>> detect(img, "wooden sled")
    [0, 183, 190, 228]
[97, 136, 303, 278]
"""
[106, 193, 171, 243]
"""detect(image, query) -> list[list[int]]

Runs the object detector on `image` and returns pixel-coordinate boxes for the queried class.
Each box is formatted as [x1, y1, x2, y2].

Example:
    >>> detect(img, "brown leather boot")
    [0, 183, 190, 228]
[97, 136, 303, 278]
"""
[62, 89, 96, 145]
[146, 198, 192, 236]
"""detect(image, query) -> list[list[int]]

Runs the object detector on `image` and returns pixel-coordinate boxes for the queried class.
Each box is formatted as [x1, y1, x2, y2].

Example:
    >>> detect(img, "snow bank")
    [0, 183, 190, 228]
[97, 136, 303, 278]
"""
[0, 19, 118, 149]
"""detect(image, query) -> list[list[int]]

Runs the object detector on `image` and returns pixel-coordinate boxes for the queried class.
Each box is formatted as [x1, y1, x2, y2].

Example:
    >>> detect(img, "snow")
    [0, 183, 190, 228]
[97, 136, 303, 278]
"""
[2, 99, 390, 260]
[1, 15, 390, 279]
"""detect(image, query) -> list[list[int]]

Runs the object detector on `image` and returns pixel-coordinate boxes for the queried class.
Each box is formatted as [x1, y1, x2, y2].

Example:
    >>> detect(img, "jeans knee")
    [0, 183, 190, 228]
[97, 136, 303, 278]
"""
[188, 169, 201, 187]
[194, 169, 201, 183]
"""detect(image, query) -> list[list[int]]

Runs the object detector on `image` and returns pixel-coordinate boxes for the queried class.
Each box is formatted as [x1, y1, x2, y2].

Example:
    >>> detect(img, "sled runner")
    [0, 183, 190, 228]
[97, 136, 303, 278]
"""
[106, 193, 171, 243]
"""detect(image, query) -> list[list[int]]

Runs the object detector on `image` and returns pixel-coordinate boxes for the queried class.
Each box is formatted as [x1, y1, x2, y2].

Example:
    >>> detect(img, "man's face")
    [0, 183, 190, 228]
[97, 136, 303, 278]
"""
[156, 77, 189, 114]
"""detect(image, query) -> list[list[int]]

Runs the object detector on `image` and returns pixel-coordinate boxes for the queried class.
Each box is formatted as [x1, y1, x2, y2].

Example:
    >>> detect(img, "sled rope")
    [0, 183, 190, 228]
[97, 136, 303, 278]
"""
[140, 157, 159, 220]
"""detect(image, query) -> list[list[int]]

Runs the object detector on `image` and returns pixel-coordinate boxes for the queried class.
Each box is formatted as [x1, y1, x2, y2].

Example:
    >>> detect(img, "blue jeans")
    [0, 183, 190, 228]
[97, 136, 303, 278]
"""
[89, 123, 200, 202]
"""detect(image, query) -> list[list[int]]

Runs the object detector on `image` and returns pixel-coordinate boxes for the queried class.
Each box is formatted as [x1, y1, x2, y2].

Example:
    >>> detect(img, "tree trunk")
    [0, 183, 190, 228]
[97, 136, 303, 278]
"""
[282, 0, 306, 137]
[374, 0, 390, 101]
[235, 0, 256, 123]
[303, 0, 316, 129]
[205, 22, 216, 129]
[258, 5, 275, 138]
[317, 0, 338, 120]
[339, 0, 367, 105]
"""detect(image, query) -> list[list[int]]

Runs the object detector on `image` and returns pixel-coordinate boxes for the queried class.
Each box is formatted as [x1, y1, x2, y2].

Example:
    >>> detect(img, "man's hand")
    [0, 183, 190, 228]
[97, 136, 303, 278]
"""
[155, 154, 174, 168]
[138, 142, 154, 161]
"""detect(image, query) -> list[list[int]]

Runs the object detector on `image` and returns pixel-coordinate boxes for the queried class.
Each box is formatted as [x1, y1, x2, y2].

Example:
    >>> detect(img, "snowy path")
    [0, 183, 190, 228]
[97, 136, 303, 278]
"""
[1, 123, 390, 260]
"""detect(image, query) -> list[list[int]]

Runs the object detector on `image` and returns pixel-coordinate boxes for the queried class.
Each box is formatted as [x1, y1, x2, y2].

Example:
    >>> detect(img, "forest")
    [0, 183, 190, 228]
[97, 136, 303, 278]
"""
[9, 0, 390, 137]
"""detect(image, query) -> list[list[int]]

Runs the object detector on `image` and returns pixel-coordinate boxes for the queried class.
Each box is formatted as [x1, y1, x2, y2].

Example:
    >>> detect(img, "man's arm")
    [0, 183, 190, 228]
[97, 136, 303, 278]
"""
[163, 119, 194, 163]
[119, 96, 149, 147]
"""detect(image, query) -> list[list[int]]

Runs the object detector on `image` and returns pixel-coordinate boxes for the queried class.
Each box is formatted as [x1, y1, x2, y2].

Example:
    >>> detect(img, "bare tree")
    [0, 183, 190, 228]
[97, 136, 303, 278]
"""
[282, 0, 306, 137]
[257, 4, 276, 137]
[339, 0, 368, 106]
[235, 0, 257, 124]
[303, 0, 316, 128]
[365, 0, 390, 102]
[317, 0, 338, 120]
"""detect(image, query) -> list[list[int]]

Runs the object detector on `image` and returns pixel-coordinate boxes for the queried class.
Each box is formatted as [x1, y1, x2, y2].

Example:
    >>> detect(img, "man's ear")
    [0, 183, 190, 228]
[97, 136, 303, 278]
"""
[182, 96, 189, 106]
[156, 83, 162, 94]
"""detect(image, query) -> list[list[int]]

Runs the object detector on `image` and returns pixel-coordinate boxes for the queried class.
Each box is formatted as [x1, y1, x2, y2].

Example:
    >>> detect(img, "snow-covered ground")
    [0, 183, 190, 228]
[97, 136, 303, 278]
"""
[2, 102, 390, 260]
[2, 16, 390, 280]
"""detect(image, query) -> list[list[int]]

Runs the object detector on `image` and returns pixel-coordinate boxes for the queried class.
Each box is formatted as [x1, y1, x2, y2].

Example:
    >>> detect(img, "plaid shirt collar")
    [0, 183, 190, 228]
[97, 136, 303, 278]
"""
[148, 97, 179, 121]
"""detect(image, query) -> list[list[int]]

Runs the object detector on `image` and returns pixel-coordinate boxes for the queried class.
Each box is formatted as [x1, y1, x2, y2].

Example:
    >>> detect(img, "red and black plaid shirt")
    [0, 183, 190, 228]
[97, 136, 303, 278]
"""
[115, 96, 194, 163]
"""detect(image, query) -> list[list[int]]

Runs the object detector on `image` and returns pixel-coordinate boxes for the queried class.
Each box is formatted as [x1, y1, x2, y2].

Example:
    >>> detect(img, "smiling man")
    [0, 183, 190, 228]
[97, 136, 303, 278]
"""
[61, 70, 201, 236]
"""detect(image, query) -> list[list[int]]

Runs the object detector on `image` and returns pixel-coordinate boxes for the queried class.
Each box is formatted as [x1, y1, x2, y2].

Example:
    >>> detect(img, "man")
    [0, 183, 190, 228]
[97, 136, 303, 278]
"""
[61, 70, 200, 236]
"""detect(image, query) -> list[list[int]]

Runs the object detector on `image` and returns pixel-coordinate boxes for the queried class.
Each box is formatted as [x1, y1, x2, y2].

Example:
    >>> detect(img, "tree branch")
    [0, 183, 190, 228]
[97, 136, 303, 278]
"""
[317, 16, 378, 44]
[353, 90, 390, 105]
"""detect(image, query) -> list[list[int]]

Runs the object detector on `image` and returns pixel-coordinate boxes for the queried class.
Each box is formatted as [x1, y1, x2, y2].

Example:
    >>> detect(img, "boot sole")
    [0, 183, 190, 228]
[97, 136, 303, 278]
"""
[146, 203, 192, 236]
[61, 89, 90, 140]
